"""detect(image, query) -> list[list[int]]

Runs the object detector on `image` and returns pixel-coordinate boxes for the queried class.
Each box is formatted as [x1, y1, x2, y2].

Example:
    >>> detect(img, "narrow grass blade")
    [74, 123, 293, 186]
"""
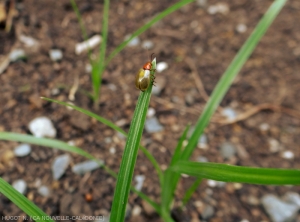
[170, 124, 190, 166]
[0, 178, 54, 222]
[161, 125, 190, 214]
[162, 0, 287, 213]
[93, 0, 110, 105]
[70, 0, 92, 60]
[181, 177, 202, 207]
[171, 161, 300, 185]
[41, 97, 163, 186]
[109, 59, 156, 222]
[105, 0, 194, 65]
[0, 132, 160, 213]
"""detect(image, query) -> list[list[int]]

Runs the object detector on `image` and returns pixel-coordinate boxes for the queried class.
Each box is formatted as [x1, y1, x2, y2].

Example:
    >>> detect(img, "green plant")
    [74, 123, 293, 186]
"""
[0, 0, 296, 222]
[70, 0, 194, 107]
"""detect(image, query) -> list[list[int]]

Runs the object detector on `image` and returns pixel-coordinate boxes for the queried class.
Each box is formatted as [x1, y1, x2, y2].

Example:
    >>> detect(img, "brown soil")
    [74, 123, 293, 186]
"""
[1, 0, 300, 221]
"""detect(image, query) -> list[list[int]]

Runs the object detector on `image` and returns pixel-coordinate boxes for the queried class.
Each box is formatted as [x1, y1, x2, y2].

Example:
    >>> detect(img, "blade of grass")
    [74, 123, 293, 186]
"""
[0, 178, 54, 222]
[0, 132, 160, 214]
[161, 125, 190, 214]
[93, 0, 110, 106]
[41, 97, 163, 186]
[109, 59, 156, 222]
[105, 0, 194, 65]
[162, 0, 287, 214]
[170, 161, 300, 185]
[181, 177, 202, 207]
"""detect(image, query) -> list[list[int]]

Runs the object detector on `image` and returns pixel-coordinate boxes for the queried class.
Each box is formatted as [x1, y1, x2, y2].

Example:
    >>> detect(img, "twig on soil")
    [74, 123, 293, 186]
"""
[185, 57, 210, 102]
[68, 75, 79, 101]
[216, 103, 300, 125]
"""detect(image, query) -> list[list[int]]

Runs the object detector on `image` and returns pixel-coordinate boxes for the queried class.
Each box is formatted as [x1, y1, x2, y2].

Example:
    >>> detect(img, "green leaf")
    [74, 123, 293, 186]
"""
[162, 0, 287, 214]
[0, 178, 54, 222]
[109, 59, 156, 222]
[105, 0, 194, 65]
[181, 178, 202, 207]
[171, 161, 300, 185]
[41, 97, 163, 187]
[0, 132, 160, 214]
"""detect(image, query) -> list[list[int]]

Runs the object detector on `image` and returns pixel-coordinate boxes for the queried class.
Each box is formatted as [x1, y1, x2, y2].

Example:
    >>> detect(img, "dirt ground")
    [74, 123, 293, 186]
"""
[1, 0, 300, 221]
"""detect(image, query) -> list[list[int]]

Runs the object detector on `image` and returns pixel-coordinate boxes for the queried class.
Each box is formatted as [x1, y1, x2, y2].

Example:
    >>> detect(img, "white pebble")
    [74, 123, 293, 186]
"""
[38, 185, 50, 197]
[132, 205, 142, 216]
[207, 179, 226, 187]
[236, 23, 247, 33]
[197, 134, 208, 149]
[147, 107, 156, 118]
[142, 40, 154, 49]
[85, 63, 92, 73]
[52, 154, 71, 180]
[14, 144, 31, 157]
[28, 116, 56, 138]
[9, 49, 26, 62]
[268, 138, 281, 153]
[75, 35, 102, 55]
[221, 107, 237, 121]
[72, 159, 104, 175]
[51, 88, 60, 96]
[156, 62, 168, 73]
[134, 175, 145, 191]
[208, 3, 229, 15]
[19, 35, 38, 47]
[67, 140, 75, 146]
[125, 35, 140, 47]
[282, 151, 294, 159]
[12, 179, 27, 194]
[109, 147, 116, 154]
[259, 123, 270, 132]
[145, 117, 164, 133]
[196, 0, 207, 7]
[49, 49, 63, 61]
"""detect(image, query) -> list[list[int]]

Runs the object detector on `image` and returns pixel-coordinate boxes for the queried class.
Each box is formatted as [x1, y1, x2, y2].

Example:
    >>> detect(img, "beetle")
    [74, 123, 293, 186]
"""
[135, 53, 156, 92]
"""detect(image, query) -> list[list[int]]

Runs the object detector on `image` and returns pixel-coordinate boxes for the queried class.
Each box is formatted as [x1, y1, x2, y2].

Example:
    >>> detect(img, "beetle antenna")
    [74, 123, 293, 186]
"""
[150, 53, 155, 61]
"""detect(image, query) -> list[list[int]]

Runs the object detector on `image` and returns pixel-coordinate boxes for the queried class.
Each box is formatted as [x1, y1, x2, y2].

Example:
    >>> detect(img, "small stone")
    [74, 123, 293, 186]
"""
[207, 179, 226, 188]
[151, 76, 166, 95]
[283, 192, 300, 207]
[262, 194, 299, 222]
[51, 88, 60, 96]
[132, 205, 142, 216]
[125, 35, 140, 47]
[9, 49, 26, 62]
[236, 23, 247, 33]
[85, 63, 92, 73]
[12, 179, 27, 194]
[28, 94, 43, 109]
[156, 62, 168, 73]
[281, 150, 294, 159]
[19, 35, 39, 48]
[109, 147, 116, 154]
[147, 108, 156, 118]
[197, 134, 208, 149]
[38, 185, 50, 197]
[107, 84, 117, 91]
[142, 40, 154, 49]
[72, 159, 104, 175]
[201, 204, 214, 220]
[52, 154, 71, 180]
[185, 93, 195, 106]
[75, 35, 102, 55]
[247, 195, 260, 206]
[268, 138, 281, 153]
[197, 156, 208, 162]
[221, 107, 237, 121]
[220, 142, 236, 159]
[70, 112, 90, 131]
[134, 175, 145, 191]
[28, 116, 56, 138]
[14, 144, 31, 157]
[196, 0, 207, 7]
[145, 117, 164, 133]
[207, 3, 229, 15]
[49, 49, 63, 62]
